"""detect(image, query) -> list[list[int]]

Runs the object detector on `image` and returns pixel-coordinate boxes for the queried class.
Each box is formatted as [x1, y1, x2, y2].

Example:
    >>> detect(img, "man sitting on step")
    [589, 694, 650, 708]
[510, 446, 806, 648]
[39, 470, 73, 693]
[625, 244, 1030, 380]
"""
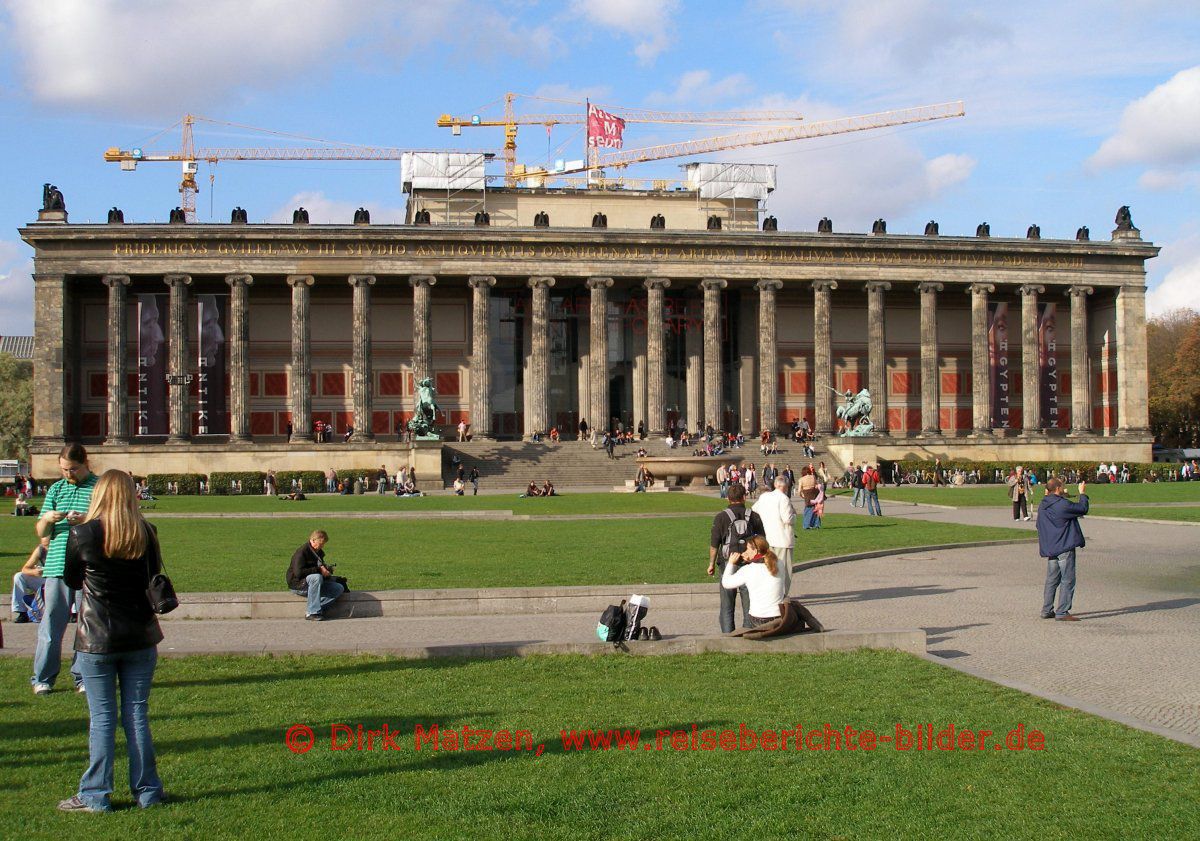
[286, 530, 344, 621]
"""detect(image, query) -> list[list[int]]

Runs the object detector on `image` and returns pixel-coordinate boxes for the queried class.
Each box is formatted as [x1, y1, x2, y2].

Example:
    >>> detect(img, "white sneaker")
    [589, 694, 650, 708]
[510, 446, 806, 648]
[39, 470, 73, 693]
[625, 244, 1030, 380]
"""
[76, 684, 87, 694]
[1023, 516, 1032, 521]
[33, 683, 51, 695]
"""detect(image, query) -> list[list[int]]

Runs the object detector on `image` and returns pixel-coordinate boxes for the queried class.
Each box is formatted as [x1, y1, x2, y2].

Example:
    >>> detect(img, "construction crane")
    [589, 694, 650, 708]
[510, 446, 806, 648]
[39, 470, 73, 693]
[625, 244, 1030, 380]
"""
[513, 101, 965, 180]
[437, 92, 807, 183]
[103, 114, 492, 222]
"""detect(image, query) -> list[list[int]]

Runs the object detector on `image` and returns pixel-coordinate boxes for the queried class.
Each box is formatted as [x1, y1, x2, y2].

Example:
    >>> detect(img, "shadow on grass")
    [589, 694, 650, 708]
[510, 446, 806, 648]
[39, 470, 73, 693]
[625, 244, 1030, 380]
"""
[1075, 598, 1200, 620]
[802, 585, 976, 604]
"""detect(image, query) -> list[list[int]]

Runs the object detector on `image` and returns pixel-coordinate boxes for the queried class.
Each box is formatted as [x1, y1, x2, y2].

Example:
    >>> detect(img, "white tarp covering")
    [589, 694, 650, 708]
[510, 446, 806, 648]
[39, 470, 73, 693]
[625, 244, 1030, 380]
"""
[401, 152, 487, 192]
[683, 162, 777, 200]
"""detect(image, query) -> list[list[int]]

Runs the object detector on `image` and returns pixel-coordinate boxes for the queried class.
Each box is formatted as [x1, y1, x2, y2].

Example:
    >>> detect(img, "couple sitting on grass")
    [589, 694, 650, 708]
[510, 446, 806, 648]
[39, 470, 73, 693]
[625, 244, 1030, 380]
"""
[522, 480, 556, 498]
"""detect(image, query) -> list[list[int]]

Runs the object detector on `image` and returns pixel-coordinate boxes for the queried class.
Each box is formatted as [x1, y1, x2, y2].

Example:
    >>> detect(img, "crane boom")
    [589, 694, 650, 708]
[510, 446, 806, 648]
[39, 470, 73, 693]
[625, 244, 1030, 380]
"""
[519, 101, 965, 178]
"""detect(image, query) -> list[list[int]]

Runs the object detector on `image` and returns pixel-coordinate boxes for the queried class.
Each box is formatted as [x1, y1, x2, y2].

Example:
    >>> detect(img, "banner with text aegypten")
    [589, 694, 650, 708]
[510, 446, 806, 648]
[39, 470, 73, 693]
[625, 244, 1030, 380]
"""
[587, 104, 626, 149]
[988, 302, 1011, 429]
[1039, 302, 1059, 430]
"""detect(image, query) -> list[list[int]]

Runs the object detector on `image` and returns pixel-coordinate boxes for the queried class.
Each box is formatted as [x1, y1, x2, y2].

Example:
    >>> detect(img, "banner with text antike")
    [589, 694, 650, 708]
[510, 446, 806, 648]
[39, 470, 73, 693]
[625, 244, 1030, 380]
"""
[988, 301, 1011, 429]
[136, 294, 168, 436]
[1039, 302, 1059, 430]
[196, 294, 228, 435]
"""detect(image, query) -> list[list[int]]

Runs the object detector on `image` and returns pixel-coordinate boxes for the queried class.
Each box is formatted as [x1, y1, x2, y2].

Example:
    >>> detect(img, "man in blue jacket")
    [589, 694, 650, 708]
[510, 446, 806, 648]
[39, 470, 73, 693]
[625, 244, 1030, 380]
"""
[1036, 477, 1089, 621]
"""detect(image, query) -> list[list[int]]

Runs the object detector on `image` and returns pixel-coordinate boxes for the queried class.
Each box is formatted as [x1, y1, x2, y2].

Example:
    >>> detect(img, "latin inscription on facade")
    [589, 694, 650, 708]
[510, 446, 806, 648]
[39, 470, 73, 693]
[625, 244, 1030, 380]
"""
[108, 240, 1088, 269]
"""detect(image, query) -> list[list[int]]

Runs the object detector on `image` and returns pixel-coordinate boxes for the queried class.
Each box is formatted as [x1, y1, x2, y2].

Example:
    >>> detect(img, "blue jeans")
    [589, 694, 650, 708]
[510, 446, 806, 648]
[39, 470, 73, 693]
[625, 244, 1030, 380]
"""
[802, 507, 821, 529]
[865, 490, 882, 516]
[1042, 550, 1076, 617]
[717, 563, 750, 633]
[292, 573, 345, 616]
[851, 487, 864, 507]
[31, 577, 81, 688]
[75, 646, 164, 811]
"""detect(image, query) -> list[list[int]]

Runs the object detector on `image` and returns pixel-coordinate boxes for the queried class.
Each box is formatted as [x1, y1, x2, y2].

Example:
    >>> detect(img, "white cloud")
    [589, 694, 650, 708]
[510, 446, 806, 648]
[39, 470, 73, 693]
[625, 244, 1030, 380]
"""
[568, 0, 679, 64]
[0, 241, 34, 335]
[1147, 230, 1200, 316]
[269, 191, 408, 225]
[1090, 66, 1200, 192]
[645, 70, 754, 107]
[1, 1, 560, 116]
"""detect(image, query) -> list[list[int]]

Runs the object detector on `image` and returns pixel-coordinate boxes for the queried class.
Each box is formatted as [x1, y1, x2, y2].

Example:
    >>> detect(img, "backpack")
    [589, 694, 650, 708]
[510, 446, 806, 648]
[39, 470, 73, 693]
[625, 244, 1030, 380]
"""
[720, 508, 751, 562]
[864, 470, 878, 491]
[852, 469, 864, 489]
[597, 601, 627, 643]
[622, 595, 649, 641]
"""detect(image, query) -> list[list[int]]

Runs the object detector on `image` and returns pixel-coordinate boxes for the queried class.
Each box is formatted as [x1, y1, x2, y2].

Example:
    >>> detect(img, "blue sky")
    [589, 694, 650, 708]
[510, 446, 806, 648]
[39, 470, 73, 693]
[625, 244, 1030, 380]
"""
[1, 0, 1198, 333]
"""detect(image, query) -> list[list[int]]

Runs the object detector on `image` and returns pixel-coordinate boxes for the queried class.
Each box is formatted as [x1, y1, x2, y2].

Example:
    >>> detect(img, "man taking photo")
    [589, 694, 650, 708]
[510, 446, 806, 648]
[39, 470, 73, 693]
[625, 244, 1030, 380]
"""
[1036, 478, 1089, 621]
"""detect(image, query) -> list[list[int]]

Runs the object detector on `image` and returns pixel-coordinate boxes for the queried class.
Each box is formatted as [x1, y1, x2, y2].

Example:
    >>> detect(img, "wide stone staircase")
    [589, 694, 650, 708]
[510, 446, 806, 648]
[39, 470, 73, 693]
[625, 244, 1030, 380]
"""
[439, 437, 824, 491]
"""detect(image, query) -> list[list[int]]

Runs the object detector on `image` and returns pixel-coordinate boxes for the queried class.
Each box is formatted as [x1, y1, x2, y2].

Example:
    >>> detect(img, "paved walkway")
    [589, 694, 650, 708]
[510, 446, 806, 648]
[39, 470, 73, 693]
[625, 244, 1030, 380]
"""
[4, 494, 1196, 745]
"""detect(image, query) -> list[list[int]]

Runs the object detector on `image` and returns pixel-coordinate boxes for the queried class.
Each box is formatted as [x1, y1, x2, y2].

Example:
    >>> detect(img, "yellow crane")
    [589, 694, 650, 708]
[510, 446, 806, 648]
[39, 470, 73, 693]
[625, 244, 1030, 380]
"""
[104, 114, 492, 222]
[437, 92, 807, 183]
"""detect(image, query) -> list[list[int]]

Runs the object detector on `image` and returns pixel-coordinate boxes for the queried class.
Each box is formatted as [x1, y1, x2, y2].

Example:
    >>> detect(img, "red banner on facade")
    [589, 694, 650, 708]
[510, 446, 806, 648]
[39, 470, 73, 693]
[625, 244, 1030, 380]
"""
[1039, 302, 1059, 429]
[587, 103, 626, 149]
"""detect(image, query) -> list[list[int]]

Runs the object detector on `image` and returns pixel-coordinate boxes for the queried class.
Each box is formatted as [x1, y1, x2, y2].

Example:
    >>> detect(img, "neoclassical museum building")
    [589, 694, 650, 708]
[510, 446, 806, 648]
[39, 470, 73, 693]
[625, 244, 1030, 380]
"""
[21, 186, 1156, 476]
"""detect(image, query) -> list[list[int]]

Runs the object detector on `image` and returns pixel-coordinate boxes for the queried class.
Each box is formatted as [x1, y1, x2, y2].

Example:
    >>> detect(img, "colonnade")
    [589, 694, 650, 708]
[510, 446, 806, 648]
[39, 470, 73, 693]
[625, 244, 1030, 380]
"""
[90, 272, 1141, 444]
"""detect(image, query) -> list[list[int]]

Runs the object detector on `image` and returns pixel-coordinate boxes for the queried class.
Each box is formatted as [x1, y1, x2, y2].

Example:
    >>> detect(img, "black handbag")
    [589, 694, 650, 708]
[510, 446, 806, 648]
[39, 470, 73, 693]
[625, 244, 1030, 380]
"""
[145, 531, 179, 614]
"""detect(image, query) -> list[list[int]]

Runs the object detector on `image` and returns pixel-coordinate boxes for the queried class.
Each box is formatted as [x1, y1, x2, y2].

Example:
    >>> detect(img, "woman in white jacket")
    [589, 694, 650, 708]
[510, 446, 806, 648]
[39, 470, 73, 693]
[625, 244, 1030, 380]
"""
[721, 535, 787, 628]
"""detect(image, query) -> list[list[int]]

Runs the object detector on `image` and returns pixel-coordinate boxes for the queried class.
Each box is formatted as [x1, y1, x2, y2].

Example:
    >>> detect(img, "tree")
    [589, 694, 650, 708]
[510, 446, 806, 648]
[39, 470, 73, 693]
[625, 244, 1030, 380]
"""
[1147, 309, 1200, 447]
[0, 352, 33, 460]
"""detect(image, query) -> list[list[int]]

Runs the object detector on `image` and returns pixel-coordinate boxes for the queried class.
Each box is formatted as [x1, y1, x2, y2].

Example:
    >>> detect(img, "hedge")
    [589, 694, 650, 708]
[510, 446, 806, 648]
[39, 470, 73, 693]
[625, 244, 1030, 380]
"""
[146, 473, 206, 495]
[274, 471, 326, 493]
[209, 471, 267, 495]
[882, 459, 1183, 484]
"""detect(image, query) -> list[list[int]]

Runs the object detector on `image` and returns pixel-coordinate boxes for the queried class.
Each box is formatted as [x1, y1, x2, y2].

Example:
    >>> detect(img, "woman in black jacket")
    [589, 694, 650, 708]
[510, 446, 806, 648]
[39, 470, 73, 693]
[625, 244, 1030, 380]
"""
[59, 469, 165, 813]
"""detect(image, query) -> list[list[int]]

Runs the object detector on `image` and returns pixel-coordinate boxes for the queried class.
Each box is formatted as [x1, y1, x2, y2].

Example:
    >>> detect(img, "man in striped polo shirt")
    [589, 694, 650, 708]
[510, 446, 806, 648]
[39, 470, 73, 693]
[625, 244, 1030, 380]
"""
[31, 443, 97, 695]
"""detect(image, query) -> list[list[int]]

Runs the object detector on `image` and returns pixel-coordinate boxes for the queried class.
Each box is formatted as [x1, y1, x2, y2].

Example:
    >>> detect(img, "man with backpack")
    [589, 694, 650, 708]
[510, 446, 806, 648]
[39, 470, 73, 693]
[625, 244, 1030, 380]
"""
[706, 483, 765, 633]
[863, 464, 883, 516]
[851, 463, 866, 508]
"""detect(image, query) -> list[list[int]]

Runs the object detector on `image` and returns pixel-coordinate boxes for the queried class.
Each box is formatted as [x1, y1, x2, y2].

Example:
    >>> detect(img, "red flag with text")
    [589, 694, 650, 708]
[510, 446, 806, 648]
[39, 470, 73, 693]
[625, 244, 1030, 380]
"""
[587, 104, 626, 149]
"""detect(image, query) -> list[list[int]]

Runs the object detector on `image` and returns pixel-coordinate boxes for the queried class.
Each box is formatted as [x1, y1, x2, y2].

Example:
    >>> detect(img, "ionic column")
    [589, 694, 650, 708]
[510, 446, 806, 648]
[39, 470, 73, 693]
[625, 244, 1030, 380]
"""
[409, 275, 437, 382]
[1066, 285, 1094, 435]
[1116, 284, 1149, 434]
[968, 283, 995, 435]
[164, 273, 192, 443]
[225, 274, 253, 442]
[588, 277, 614, 431]
[644, 278, 671, 435]
[813, 280, 837, 435]
[102, 275, 131, 444]
[865, 281, 891, 434]
[755, 279, 783, 434]
[287, 275, 314, 441]
[917, 281, 943, 435]
[685, 318, 703, 432]
[1019, 284, 1045, 433]
[349, 275, 376, 442]
[701, 278, 727, 430]
[32, 274, 68, 444]
[469, 276, 497, 439]
[527, 276, 555, 436]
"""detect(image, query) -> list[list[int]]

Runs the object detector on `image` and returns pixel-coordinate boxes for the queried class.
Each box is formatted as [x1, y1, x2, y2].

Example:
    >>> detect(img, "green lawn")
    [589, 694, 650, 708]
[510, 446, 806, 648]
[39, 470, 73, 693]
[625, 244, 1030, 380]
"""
[15, 491, 730, 516]
[873, 482, 1200, 508]
[1, 652, 1195, 838]
[1090, 506, 1200, 523]
[0, 514, 1026, 592]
